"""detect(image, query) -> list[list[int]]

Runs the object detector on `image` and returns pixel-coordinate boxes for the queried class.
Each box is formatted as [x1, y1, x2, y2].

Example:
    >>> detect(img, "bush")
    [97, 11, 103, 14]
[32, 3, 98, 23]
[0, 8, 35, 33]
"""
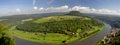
[0, 24, 15, 45]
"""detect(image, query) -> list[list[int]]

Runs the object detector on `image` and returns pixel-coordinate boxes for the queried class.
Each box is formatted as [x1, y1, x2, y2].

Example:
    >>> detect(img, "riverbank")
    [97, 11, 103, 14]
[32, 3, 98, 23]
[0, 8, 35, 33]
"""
[12, 23, 111, 45]
[96, 28, 120, 45]
[10, 15, 105, 44]
[10, 25, 104, 44]
[67, 23, 111, 45]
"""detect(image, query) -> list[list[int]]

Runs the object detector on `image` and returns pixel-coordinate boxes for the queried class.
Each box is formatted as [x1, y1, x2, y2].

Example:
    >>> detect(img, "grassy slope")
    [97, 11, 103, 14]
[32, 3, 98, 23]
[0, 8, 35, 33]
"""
[11, 16, 105, 44]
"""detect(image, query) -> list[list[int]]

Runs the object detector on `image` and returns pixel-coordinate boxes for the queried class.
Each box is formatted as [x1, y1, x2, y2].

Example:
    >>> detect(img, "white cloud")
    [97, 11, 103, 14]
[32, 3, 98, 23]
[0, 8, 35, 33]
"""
[39, 5, 69, 13]
[71, 6, 91, 13]
[70, 6, 120, 15]
[10, 6, 120, 15]
[90, 9, 120, 15]
[16, 8, 21, 13]
[33, 6, 38, 10]
[1, 5, 120, 16]
[39, 7, 44, 11]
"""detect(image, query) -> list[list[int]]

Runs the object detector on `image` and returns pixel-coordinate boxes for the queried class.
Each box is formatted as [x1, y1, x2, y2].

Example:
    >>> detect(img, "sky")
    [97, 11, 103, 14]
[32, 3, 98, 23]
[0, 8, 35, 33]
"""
[1, 0, 120, 16]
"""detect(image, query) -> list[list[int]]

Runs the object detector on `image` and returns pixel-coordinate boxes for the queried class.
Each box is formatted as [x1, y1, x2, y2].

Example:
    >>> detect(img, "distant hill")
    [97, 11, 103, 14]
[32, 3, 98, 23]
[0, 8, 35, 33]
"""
[66, 11, 83, 16]
[66, 11, 92, 18]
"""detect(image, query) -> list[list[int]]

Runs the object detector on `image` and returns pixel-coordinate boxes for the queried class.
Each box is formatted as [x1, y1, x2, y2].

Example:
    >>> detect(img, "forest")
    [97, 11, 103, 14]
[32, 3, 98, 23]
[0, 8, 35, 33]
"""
[16, 16, 103, 36]
[0, 24, 15, 45]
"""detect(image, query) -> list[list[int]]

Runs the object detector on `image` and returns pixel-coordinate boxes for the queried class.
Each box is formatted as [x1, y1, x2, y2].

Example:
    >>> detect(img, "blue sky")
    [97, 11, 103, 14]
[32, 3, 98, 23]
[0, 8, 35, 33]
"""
[0, 0, 120, 16]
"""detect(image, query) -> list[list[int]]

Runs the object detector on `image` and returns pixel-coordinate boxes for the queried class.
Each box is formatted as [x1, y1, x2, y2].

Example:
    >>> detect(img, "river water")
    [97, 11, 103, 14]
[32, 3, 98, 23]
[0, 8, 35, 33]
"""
[68, 23, 112, 45]
[14, 23, 112, 45]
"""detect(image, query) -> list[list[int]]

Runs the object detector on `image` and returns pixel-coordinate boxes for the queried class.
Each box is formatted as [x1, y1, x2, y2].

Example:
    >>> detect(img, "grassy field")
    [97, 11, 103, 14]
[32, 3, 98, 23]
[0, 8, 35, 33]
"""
[10, 26, 78, 44]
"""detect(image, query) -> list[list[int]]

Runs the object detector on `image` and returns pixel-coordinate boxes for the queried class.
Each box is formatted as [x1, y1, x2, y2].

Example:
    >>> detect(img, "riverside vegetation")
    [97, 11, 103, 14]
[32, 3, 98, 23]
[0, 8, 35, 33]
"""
[0, 11, 105, 44]
[0, 24, 15, 45]
[12, 15, 104, 44]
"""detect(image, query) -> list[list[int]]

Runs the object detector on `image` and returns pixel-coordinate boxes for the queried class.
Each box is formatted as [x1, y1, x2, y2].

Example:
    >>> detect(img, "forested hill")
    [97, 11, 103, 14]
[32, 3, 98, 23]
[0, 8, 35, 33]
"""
[0, 11, 105, 44]
[66, 11, 92, 19]
[0, 24, 15, 45]
[16, 13, 104, 36]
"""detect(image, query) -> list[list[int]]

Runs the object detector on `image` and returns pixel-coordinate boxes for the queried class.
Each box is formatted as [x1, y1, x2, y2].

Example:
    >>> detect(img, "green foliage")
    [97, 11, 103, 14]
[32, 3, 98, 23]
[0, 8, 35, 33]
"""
[10, 15, 104, 44]
[77, 29, 82, 33]
[0, 24, 7, 38]
[0, 19, 7, 22]
[0, 36, 15, 45]
[0, 24, 15, 45]
[107, 36, 120, 45]
[0, 24, 7, 32]
[16, 16, 103, 36]
[96, 32, 120, 45]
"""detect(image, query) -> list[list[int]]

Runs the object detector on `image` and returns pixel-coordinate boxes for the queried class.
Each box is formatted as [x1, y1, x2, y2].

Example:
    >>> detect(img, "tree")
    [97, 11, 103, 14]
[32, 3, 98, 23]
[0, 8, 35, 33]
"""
[0, 24, 15, 45]
[62, 40, 68, 45]
[42, 32, 47, 40]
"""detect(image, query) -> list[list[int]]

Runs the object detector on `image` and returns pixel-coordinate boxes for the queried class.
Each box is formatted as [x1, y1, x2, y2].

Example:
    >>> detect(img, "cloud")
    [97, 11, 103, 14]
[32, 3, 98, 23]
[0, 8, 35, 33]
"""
[1, 5, 120, 16]
[70, 6, 120, 15]
[71, 6, 91, 13]
[39, 7, 44, 10]
[33, 6, 38, 10]
[10, 5, 120, 15]
[90, 8, 120, 15]
[95, 9, 119, 14]
[16, 8, 21, 13]
[39, 5, 69, 13]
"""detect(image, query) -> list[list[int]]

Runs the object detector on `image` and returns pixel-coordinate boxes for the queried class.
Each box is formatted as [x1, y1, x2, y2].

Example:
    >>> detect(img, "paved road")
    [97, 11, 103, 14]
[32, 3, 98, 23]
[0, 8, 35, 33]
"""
[14, 23, 112, 45]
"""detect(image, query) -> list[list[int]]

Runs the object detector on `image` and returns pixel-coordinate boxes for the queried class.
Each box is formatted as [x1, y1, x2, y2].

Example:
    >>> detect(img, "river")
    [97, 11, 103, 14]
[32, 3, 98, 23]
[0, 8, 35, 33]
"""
[14, 23, 112, 45]
[68, 23, 112, 45]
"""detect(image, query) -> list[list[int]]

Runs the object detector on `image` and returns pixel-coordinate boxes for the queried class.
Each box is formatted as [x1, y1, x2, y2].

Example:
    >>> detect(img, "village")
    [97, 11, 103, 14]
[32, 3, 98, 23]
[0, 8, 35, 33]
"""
[97, 28, 120, 45]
